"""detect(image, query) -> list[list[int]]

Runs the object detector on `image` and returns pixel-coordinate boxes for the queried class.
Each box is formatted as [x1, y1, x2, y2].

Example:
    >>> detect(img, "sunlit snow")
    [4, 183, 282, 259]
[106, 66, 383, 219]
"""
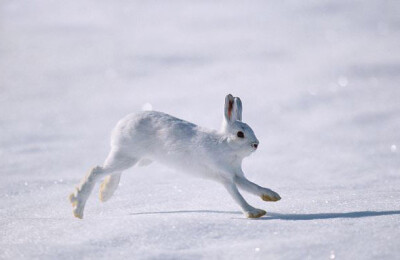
[1, 0, 399, 259]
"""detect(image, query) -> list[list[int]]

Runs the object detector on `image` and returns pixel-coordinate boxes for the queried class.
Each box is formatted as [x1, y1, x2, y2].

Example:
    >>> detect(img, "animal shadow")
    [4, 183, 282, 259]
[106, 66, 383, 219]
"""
[129, 209, 400, 221]
[265, 210, 400, 221]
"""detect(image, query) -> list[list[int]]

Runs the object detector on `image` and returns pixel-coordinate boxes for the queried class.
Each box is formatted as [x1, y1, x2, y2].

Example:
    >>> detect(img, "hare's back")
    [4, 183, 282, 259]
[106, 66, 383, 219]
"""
[112, 111, 198, 147]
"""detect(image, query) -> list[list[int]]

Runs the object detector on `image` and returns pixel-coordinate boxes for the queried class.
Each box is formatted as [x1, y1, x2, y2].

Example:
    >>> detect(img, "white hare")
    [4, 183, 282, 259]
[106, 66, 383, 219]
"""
[69, 94, 281, 219]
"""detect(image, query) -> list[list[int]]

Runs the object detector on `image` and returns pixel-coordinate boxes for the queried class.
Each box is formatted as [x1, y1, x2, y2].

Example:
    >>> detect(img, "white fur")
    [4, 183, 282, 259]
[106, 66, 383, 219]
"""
[69, 94, 281, 219]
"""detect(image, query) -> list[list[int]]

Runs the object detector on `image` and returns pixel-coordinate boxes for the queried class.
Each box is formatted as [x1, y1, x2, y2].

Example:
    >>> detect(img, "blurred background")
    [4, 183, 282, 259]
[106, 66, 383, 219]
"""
[1, 0, 400, 259]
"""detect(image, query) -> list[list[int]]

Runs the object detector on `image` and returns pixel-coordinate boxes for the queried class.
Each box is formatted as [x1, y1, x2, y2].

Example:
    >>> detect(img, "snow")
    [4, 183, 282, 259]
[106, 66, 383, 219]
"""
[1, 0, 400, 259]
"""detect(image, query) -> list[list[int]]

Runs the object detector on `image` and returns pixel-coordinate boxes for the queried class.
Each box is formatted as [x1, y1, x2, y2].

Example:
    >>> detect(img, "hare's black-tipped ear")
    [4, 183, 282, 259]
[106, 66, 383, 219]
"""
[224, 94, 235, 123]
[233, 97, 242, 121]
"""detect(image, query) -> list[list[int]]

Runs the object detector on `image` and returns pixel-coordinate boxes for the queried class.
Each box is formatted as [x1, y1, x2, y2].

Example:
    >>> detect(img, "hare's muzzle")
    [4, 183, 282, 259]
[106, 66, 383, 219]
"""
[251, 143, 258, 149]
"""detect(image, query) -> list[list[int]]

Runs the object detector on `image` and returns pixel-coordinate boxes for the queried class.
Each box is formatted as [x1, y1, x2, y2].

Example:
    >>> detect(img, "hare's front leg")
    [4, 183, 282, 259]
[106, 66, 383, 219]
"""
[235, 176, 281, 202]
[223, 181, 266, 218]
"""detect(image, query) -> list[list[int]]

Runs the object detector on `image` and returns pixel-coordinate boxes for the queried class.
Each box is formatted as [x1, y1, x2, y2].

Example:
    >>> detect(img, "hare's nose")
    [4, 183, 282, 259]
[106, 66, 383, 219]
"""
[251, 143, 258, 149]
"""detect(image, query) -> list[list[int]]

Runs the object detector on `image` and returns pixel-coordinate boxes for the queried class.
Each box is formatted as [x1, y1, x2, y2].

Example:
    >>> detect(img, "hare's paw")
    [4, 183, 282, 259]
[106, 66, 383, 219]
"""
[69, 191, 84, 219]
[99, 174, 121, 202]
[72, 205, 84, 219]
[261, 189, 281, 202]
[244, 208, 266, 218]
[99, 181, 114, 202]
[69, 192, 78, 207]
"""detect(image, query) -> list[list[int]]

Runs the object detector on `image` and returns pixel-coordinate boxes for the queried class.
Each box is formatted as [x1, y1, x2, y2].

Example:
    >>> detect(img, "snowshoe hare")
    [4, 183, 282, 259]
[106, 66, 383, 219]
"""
[69, 94, 281, 219]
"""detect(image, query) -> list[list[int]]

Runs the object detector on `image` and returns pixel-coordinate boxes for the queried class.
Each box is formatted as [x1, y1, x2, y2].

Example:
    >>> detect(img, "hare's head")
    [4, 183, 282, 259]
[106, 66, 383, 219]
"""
[221, 94, 259, 157]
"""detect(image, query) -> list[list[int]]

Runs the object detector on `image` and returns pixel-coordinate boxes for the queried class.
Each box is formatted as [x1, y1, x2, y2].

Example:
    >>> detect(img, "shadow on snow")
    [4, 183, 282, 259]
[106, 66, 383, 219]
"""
[265, 210, 400, 221]
[129, 210, 400, 220]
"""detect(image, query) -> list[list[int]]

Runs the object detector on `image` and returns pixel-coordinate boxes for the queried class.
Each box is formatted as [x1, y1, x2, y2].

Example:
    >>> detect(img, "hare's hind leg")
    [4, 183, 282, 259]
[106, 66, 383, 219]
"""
[100, 158, 153, 202]
[99, 158, 152, 202]
[99, 173, 121, 202]
[69, 166, 105, 219]
[69, 150, 138, 219]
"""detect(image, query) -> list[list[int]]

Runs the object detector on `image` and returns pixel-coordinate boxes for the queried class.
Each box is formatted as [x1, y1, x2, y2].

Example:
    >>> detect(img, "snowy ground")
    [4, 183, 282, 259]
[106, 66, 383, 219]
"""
[1, 0, 400, 259]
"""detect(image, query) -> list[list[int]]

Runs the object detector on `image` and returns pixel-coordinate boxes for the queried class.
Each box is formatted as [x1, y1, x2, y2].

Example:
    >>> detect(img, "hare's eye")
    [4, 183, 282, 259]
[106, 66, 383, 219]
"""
[237, 131, 244, 138]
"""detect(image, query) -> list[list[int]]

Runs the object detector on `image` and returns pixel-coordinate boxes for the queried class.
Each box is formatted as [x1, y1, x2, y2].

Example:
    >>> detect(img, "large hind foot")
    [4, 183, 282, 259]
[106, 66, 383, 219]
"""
[99, 182, 112, 202]
[69, 189, 85, 219]
[68, 166, 104, 219]
[99, 173, 121, 202]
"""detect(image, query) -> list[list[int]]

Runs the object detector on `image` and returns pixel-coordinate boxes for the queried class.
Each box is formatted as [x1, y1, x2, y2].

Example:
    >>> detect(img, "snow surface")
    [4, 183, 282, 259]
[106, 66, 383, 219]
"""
[1, 0, 400, 259]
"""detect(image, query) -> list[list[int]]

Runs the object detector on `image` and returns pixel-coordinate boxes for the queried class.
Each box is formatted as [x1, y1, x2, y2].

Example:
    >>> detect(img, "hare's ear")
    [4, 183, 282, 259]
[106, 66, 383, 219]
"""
[233, 97, 242, 121]
[224, 94, 235, 123]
